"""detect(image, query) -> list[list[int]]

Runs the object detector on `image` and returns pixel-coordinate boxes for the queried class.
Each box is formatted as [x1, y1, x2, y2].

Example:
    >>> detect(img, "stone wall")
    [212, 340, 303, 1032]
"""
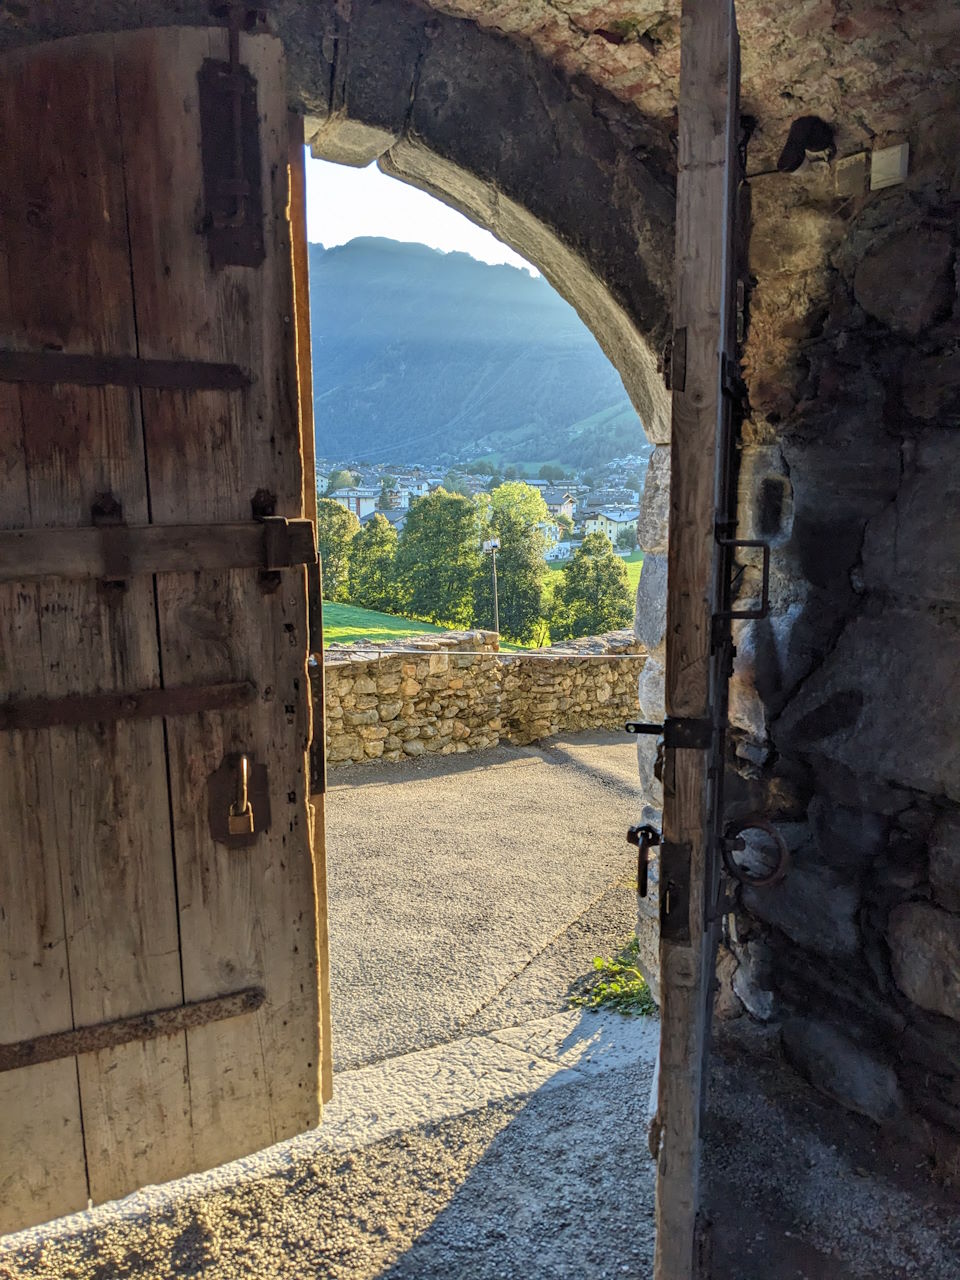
[501, 633, 646, 746]
[629, 144, 960, 1161]
[723, 159, 960, 1162]
[321, 632, 501, 765]
[317, 630, 644, 767]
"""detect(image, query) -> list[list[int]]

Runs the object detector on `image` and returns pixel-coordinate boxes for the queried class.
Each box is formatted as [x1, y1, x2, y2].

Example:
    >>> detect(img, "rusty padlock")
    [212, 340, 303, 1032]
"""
[228, 754, 255, 836]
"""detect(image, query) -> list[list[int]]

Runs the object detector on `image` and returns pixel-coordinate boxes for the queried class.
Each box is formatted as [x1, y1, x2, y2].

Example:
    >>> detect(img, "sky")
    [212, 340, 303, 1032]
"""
[305, 154, 538, 274]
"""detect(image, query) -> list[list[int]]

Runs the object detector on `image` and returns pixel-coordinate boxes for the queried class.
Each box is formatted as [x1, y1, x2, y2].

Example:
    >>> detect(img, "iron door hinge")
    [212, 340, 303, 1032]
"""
[199, 4, 270, 268]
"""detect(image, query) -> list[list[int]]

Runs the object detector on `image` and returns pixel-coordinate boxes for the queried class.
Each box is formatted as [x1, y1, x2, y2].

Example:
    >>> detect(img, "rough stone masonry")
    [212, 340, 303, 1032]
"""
[317, 630, 645, 766]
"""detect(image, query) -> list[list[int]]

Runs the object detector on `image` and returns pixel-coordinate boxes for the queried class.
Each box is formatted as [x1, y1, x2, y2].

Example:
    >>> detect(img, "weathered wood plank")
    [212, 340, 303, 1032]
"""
[0, 349, 251, 390]
[115, 27, 321, 1167]
[656, 2, 739, 1278]
[289, 112, 333, 1101]
[0, 517, 316, 581]
[0, 32, 192, 1228]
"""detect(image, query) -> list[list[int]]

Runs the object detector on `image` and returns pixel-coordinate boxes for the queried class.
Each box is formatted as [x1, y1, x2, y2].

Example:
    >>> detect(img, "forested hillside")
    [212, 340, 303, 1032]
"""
[308, 238, 648, 468]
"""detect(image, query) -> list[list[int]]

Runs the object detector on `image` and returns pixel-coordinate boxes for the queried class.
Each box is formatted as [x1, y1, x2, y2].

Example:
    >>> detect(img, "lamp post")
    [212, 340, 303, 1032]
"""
[482, 537, 500, 634]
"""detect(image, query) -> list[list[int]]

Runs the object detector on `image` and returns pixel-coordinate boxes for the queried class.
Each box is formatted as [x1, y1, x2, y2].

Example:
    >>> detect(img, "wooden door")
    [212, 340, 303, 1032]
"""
[654, 2, 741, 1277]
[0, 28, 327, 1232]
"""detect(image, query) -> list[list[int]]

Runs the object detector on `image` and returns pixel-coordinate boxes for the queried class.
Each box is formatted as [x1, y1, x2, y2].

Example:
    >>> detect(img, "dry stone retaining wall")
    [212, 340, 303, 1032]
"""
[317, 630, 644, 767]
[500, 633, 645, 746]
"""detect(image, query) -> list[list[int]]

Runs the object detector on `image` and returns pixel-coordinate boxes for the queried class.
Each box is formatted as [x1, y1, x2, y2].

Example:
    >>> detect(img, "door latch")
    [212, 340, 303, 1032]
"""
[627, 824, 661, 897]
[228, 753, 255, 835]
[625, 717, 713, 749]
[208, 751, 271, 847]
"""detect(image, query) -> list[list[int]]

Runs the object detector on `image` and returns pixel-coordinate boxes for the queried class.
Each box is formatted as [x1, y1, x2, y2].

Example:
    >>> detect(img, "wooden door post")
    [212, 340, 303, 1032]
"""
[655, 2, 740, 1277]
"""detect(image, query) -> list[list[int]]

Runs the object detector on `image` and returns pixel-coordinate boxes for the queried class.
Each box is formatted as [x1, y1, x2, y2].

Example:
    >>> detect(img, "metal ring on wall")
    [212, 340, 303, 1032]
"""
[721, 817, 790, 887]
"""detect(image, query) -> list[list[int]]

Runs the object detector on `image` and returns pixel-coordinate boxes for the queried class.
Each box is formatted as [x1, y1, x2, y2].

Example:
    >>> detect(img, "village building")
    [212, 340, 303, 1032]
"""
[327, 486, 380, 519]
[542, 488, 576, 520]
[584, 506, 640, 543]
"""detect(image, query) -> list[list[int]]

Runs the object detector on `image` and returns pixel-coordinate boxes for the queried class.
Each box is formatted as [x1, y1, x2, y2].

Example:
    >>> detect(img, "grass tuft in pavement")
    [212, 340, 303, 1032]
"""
[569, 936, 657, 1017]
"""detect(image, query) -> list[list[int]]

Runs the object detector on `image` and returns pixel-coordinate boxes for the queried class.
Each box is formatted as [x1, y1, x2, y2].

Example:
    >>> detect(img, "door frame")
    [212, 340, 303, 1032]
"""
[654, 2, 741, 1277]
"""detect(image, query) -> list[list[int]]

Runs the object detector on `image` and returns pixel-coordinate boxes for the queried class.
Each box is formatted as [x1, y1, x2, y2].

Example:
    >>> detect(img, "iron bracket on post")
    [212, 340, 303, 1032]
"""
[625, 716, 713, 750]
[720, 352, 747, 403]
[714, 535, 770, 623]
[199, 4, 269, 268]
[91, 490, 128, 595]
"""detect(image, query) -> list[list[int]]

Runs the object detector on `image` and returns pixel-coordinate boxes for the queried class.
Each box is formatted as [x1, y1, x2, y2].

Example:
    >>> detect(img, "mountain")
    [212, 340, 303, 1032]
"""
[308, 238, 650, 469]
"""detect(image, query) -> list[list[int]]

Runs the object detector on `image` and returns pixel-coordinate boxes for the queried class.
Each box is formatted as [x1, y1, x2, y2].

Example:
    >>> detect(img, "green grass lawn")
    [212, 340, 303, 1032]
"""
[323, 602, 535, 651]
[322, 602, 449, 646]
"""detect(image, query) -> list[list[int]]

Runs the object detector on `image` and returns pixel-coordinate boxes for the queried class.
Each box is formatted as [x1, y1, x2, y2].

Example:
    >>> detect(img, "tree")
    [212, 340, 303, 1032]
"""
[488, 481, 549, 529]
[550, 531, 633, 639]
[346, 514, 399, 612]
[441, 469, 470, 496]
[325, 468, 356, 495]
[538, 462, 566, 484]
[316, 498, 360, 601]
[556, 512, 574, 540]
[617, 525, 638, 551]
[475, 482, 549, 642]
[377, 476, 398, 511]
[393, 489, 482, 626]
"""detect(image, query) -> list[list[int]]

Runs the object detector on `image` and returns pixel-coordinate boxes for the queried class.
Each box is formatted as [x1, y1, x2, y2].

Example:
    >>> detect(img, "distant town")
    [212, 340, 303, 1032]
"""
[317, 453, 650, 562]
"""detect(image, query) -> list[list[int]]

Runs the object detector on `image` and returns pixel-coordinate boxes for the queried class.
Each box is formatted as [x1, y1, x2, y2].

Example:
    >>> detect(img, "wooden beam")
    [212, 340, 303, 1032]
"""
[0, 517, 317, 582]
[655, 2, 739, 1278]
[0, 988, 265, 1073]
[0, 349, 251, 390]
[0, 680, 256, 732]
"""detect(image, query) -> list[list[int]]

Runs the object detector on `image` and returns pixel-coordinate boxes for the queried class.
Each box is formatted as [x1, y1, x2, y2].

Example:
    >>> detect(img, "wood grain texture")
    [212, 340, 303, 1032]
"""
[115, 28, 321, 1165]
[289, 112, 333, 1102]
[0, 33, 190, 1227]
[655, 3, 739, 1278]
[1, 27, 322, 1228]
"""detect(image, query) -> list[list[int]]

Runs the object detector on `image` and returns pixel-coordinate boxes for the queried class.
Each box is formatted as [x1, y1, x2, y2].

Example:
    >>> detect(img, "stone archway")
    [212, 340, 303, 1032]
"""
[295, 0, 675, 450]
